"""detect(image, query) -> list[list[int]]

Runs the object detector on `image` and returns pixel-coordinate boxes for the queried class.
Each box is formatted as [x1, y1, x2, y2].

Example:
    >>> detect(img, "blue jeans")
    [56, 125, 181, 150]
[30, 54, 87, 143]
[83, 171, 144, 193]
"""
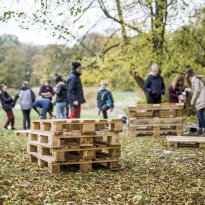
[197, 108, 205, 129]
[56, 102, 67, 119]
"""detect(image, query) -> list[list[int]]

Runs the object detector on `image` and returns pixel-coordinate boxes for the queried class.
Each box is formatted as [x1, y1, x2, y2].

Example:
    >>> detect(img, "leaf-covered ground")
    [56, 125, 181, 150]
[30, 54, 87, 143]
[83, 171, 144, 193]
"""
[1, 130, 205, 205]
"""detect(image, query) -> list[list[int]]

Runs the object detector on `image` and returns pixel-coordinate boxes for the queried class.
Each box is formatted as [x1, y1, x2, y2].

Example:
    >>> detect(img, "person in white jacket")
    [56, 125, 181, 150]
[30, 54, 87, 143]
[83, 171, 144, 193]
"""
[14, 81, 36, 130]
[187, 68, 205, 135]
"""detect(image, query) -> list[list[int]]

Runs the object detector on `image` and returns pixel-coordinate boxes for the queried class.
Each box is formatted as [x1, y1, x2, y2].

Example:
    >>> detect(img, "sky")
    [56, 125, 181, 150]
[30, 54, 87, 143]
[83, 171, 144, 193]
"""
[0, 0, 204, 46]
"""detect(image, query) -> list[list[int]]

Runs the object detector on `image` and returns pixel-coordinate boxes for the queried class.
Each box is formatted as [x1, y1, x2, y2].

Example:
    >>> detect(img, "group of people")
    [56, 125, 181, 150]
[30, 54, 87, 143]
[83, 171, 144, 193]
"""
[0, 62, 205, 135]
[144, 64, 205, 135]
[0, 62, 114, 130]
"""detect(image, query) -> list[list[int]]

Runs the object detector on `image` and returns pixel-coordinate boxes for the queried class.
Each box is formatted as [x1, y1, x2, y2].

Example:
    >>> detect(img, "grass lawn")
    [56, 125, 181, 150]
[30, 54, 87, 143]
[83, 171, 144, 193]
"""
[1, 129, 205, 204]
[1, 92, 205, 204]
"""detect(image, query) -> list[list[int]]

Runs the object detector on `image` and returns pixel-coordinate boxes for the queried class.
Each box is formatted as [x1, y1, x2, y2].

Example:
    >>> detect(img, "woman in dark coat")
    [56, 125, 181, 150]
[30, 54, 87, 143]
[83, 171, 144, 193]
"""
[67, 62, 86, 118]
[144, 64, 165, 104]
[0, 84, 15, 130]
[169, 74, 187, 103]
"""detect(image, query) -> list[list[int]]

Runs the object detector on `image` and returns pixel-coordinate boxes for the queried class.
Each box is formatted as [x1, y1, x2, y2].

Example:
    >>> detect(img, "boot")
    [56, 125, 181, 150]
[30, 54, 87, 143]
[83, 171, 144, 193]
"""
[194, 128, 203, 136]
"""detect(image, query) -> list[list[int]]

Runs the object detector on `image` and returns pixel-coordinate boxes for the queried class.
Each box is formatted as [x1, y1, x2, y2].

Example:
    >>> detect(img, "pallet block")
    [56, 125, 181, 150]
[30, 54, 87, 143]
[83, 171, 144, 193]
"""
[167, 136, 205, 148]
[129, 103, 184, 118]
[32, 119, 122, 133]
[27, 143, 121, 162]
[29, 131, 94, 148]
[30, 154, 120, 173]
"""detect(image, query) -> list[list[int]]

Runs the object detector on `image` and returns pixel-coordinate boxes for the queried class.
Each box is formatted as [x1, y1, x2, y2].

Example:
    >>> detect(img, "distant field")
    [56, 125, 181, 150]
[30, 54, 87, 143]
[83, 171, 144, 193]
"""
[0, 91, 140, 129]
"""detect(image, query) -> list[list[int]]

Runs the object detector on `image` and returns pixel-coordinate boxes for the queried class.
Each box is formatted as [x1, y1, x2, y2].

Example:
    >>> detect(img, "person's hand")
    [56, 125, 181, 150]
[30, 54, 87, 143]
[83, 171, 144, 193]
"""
[110, 108, 113, 112]
[73, 101, 79, 106]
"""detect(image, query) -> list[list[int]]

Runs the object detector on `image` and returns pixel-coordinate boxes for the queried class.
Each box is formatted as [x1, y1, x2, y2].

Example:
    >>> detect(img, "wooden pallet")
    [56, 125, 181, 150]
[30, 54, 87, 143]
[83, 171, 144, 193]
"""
[32, 119, 122, 133]
[29, 154, 120, 173]
[29, 131, 120, 148]
[167, 136, 205, 148]
[129, 117, 183, 137]
[129, 103, 184, 118]
[129, 126, 183, 137]
[27, 143, 121, 162]
[129, 117, 183, 126]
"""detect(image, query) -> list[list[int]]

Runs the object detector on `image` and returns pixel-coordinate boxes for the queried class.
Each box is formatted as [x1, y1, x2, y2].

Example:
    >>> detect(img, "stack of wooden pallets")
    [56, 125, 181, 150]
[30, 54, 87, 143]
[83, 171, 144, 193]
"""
[27, 119, 122, 173]
[128, 103, 184, 137]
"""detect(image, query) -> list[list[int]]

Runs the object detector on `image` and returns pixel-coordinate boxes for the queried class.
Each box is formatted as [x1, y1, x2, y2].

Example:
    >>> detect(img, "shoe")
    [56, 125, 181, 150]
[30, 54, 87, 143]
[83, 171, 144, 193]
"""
[11, 127, 16, 130]
[194, 129, 204, 136]
[3, 127, 8, 130]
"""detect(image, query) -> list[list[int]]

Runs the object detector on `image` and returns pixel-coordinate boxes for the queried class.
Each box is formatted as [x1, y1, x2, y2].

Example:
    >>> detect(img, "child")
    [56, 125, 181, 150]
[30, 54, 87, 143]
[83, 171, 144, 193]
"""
[97, 80, 114, 119]
[0, 84, 16, 130]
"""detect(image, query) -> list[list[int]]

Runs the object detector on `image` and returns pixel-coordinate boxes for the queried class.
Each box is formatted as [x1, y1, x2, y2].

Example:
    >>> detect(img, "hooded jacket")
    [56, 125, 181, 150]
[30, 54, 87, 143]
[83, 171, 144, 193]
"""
[56, 82, 67, 103]
[0, 91, 14, 110]
[97, 88, 114, 109]
[144, 72, 165, 97]
[191, 75, 205, 110]
[15, 87, 36, 110]
[67, 70, 86, 106]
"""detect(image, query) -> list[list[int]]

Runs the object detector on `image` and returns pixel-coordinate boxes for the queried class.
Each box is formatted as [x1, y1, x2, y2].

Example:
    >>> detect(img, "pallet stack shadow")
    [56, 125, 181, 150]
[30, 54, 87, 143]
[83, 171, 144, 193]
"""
[128, 103, 184, 137]
[27, 119, 122, 173]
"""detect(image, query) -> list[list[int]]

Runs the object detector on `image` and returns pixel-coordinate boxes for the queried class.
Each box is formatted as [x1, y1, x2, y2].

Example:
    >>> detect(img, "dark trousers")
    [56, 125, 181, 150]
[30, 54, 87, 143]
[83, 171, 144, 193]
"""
[197, 108, 205, 129]
[22, 109, 31, 130]
[100, 105, 110, 119]
[4, 109, 15, 128]
[70, 105, 81, 118]
[147, 95, 161, 104]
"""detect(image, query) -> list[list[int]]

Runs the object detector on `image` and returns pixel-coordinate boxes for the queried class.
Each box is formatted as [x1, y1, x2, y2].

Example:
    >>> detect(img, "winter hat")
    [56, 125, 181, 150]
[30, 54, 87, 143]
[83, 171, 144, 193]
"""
[72, 62, 81, 70]
[186, 68, 195, 78]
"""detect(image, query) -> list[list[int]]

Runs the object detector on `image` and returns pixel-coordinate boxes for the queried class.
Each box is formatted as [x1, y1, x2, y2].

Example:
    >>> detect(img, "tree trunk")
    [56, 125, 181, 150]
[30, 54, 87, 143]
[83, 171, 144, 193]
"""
[115, 0, 128, 42]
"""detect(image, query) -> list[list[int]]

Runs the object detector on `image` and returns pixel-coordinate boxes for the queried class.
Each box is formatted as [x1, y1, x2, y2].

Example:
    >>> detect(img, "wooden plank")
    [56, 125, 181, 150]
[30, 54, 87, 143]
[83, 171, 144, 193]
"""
[129, 103, 184, 111]
[129, 117, 183, 125]
[14, 130, 31, 136]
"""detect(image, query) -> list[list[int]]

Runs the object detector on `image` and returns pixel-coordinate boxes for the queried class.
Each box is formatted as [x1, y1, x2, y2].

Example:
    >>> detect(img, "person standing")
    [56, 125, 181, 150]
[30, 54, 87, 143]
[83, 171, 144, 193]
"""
[97, 80, 114, 119]
[14, 81, 36, 130]
[186, 68, 205, 135]
[54, 72, 69, 118]
[0, 84, 15, 130]
[144, 64, 165, 104]
[55, 81, 67, 119]
[169, 74, 188, 103]
[67, 62, 86, 118]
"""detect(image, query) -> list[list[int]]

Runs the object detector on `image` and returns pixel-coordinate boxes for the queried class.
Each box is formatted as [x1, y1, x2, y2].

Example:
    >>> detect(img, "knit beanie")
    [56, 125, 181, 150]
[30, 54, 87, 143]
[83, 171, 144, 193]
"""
[72, 62, 81, 70]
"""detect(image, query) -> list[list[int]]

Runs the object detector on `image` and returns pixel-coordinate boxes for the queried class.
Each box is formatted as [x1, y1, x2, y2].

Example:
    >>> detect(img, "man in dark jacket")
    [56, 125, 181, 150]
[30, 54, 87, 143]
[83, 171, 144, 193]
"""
[67, 62, 86, 118]
[144, 64, 165, 104]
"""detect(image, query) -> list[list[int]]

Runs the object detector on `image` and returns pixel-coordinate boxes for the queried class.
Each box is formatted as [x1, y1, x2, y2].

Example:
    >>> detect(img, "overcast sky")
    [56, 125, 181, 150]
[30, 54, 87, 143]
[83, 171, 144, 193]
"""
[0, 0, 204, 45]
